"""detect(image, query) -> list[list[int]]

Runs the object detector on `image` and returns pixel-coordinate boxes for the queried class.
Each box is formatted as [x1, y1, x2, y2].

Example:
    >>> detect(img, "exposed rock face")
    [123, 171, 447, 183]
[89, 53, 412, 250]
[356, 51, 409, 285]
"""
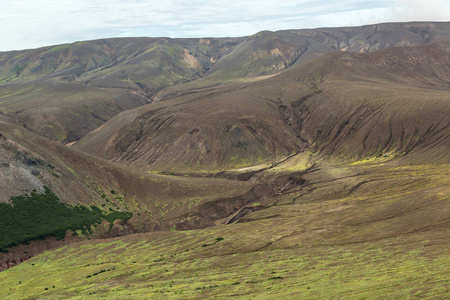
[0, 136, 48, 200]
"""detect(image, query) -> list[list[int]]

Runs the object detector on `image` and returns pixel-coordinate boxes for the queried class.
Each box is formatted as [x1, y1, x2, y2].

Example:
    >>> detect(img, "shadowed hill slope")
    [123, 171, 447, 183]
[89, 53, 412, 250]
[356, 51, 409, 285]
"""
[1, 22, 449, 143]
[74, 41, 450, 171]
[73, 83, 307, 171]
[286, 41, 450, 162]
[0, 114, 259, 236]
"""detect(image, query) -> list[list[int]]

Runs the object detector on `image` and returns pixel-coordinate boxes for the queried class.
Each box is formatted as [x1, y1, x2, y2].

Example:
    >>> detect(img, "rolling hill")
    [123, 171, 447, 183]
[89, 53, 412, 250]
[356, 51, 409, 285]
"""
[1, 22, 449, 143]
[74, 41, 450, 171]
[0, 37, 243, 142]
[0, 21, 449, 299]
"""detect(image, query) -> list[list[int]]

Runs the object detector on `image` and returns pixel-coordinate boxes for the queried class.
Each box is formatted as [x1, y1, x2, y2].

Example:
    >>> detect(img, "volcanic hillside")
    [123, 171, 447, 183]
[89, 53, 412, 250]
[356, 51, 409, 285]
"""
[74, 41, 450, 171]
[0, 22, 449, 299]
[1, 22, 449, 143]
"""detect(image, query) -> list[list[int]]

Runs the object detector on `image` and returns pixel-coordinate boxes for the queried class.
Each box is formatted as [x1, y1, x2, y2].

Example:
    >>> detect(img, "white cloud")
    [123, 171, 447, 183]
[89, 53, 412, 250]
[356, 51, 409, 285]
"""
[0, 0, 447, 51]
[314, 7, 395, 28]
[393, 0, 450, 22]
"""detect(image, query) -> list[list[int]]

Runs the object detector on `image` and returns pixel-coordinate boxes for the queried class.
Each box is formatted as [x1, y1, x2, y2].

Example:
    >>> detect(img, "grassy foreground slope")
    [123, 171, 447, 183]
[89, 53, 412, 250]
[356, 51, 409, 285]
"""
[0, 159, 448, 299]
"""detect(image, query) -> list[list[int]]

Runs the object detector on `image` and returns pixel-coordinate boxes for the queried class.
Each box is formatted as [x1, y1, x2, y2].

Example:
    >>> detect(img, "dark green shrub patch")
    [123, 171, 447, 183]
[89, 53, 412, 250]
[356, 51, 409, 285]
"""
[86, 268, 114, 278]
[153, 257, 165, 262]
[0, 187, 131, 252]
[103, 211, 133, 231]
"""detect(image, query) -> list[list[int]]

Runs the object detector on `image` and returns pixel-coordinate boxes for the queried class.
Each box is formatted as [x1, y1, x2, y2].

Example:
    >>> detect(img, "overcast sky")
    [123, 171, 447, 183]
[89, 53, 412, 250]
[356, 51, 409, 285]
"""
[1, 0, 449, 51]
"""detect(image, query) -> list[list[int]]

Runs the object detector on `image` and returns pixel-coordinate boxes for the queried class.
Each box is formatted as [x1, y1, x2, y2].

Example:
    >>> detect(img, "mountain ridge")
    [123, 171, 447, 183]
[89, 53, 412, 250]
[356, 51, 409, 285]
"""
[73, 41, 450, 171]
[1, 22, 449, 143]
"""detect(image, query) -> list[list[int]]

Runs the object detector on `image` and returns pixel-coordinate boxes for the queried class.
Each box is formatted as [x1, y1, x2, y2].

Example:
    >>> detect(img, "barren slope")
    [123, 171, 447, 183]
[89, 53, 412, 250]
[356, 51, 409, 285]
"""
[1, 22, 449, 143]
[74, 41, 450, 172]
[205, 22, 450, 79]
[0, 38, 243, 142]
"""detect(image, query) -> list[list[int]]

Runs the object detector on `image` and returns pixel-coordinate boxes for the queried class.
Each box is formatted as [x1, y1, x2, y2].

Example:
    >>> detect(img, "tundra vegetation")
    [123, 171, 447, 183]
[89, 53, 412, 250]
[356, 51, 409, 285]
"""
[0, 22, 449, 299]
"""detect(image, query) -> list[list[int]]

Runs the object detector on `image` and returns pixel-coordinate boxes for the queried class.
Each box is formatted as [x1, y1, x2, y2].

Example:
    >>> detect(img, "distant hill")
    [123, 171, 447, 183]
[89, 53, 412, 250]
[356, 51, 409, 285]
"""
[73, 41, 450, 171]
[0, 22, 449, 143]
[0, 37, 243, 142]
[204, 22, 450, 79]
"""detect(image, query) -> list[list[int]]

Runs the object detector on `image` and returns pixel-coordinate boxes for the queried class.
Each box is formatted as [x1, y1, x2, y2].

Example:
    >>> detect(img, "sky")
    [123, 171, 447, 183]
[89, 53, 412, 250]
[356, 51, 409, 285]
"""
[0, 0, 449, 51]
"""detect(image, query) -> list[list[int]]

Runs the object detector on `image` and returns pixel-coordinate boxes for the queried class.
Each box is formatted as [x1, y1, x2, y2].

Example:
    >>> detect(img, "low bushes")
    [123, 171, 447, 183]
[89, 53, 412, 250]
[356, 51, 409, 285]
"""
[0, 187, 132, 252]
